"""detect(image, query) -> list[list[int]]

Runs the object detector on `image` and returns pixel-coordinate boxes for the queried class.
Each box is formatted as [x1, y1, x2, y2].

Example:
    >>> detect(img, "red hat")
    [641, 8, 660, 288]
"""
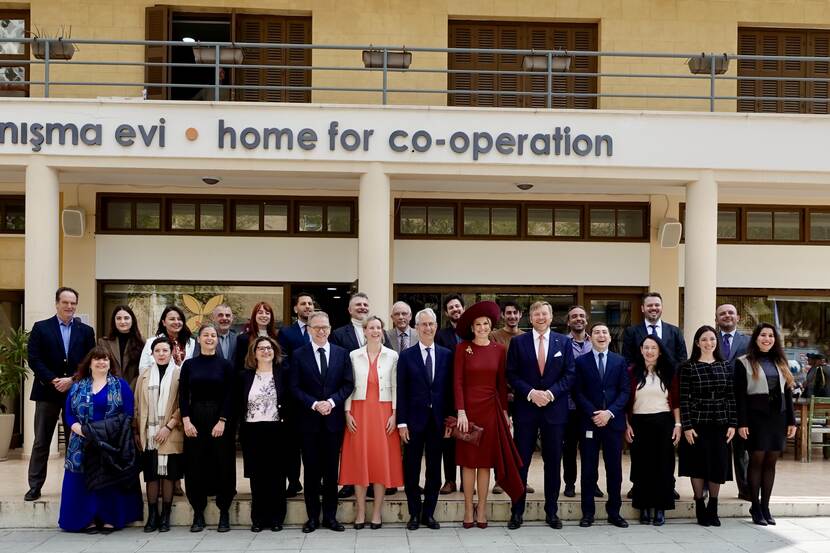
[455, 300, 501, 341]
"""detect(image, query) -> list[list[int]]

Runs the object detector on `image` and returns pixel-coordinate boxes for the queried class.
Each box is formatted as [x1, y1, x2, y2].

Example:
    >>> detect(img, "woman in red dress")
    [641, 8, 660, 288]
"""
[340, 316, 404, 529]
[454, 301, 523, 528]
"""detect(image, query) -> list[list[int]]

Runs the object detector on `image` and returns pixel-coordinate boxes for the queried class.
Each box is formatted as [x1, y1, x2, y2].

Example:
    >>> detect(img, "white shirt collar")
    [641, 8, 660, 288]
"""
[532, 327, 551, 341]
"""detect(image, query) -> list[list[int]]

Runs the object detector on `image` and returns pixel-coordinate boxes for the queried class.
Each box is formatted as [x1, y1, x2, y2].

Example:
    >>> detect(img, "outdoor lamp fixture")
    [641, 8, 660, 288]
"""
[687, 53, 729, 75]
[522, 50, 571, 72]
[362, 48, 412, 69]
[192, 42, 244, 65]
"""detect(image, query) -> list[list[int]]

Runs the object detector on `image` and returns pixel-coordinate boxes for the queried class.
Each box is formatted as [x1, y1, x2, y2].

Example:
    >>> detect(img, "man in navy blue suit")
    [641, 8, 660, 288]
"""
[434, 294, 464, 494]
[396, 308, 452, 530]
[573, 322, 630, 528]
[288, 311, 354, 533]
[506, 300, 575, 530]
[621, 292, 687, 365]
[25, 287, 96, 501]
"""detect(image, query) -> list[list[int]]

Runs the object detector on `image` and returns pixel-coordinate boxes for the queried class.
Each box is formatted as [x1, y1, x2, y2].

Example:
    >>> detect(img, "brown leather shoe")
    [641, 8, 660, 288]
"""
[439, 481, 457, 495]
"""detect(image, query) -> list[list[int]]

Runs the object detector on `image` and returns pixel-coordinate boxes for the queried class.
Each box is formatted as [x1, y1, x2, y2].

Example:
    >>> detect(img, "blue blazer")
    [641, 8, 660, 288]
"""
[573, 350, 630, 432]
[396, 343, 452, 433]
[506, 330, 575, 425]
[277, 321, 309, 361]
[288, 342, 354, 433]
[28, 316, 96, 403]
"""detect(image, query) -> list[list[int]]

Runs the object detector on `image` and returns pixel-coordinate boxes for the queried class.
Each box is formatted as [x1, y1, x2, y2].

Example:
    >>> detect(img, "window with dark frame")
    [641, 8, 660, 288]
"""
[680, 204, 830, 244]
[0, 195, 24, 233]
[97, 194, 356, 236]
[0, 10, 30, 98]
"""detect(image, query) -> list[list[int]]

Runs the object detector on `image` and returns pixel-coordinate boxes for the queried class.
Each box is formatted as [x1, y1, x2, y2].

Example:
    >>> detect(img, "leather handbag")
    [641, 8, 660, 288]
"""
[444, 416, 483, 447]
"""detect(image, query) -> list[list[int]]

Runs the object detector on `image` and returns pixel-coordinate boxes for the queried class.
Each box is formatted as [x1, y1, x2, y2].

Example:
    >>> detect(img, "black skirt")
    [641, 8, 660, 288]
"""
[630, 412, 676, 511]
[678, 423, 733, 484]
[141, 450, 184, 482]
[747, 409, 787, 452]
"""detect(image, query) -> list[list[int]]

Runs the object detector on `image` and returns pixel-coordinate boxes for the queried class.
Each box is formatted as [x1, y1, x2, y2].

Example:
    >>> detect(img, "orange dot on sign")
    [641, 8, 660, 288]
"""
[185, 128, 199, 141]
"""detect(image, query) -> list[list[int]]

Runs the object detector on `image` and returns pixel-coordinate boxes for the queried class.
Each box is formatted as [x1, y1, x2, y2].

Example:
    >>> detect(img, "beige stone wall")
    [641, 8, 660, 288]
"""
[18, 1, 830, 109]
[0, 237, 24, 289]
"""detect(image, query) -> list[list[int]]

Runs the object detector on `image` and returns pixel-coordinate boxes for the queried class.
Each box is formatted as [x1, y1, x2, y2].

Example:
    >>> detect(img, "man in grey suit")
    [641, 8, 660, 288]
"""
[386, 301, 419, 353]
[195, 304, 237, 361]
[716, 303, 751, 500]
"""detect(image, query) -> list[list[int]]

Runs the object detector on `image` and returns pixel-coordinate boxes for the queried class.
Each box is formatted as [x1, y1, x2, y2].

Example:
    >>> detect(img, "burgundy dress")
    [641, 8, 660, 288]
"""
[454, 340, 524, 500]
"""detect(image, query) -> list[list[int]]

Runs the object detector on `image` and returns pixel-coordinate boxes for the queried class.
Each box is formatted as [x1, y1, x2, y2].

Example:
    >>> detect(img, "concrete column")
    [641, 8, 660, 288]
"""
[358, 163, 392, 322]
[683, 171, 718, 347]
[649, 195, 681, 324]
[23, 161, 60, 457]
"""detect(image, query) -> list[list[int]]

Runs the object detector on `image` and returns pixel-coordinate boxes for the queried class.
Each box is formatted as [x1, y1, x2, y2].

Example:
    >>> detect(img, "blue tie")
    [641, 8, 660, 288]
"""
[425, 347, 433, 385]
[598, 352, 605, 381]
[722, 334, 732, 359]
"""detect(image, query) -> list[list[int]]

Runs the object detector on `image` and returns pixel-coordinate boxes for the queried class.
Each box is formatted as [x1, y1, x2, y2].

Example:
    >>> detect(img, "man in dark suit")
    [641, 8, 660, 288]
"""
[621, 292, 687, 366]
[194, 304, 237, 361]
[396, 307, 452, 530]
[716, 303, 751, 500]
[434, 294, 465, 494]
[288, 311, 354, 533]
[506, 300, 575, 530]
[25, 287, 96, 501]
[573, 323, 630, 528]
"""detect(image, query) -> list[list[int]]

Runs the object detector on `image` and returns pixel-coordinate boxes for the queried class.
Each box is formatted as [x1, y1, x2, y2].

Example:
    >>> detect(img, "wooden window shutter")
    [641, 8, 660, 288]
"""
[808, 32, 830, 114]
[497, 26, 522, 107]
[145, 6, 170, 100]
[285, 20, 311, 103]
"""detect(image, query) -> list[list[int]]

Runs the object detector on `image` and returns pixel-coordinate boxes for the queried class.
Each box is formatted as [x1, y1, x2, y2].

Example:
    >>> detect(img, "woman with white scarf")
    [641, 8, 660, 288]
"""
[135, 337, 184, 532]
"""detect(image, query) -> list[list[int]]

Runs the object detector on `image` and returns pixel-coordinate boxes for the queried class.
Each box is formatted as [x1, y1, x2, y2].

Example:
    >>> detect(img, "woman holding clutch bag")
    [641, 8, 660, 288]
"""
[454, 301, 523, 529]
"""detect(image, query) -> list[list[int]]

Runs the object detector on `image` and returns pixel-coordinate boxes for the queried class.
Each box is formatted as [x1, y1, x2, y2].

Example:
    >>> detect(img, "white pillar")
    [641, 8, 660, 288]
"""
[683, 171, 718, 347]
[23, 161, 61, 457]
[358, 163, 392, 322]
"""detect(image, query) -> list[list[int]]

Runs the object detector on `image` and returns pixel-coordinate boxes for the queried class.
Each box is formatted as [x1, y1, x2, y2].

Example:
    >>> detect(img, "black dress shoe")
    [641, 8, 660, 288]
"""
[217, 510, 231, 532]
[302, 519, 319, 533]
[338, 485, 355, 498]
[323, 519, 346, 532]
[626, 488, 633, 499]
[563, 484, 576, 498]
[24, 488, 41, 501]
[507, 515, 523, 530]
[594, 488, 604, 498]
[673, 489, 680, 500]
[406, 516, 418, 530]
[653, 510, 665, 526]
[286, 483, 302, 498]
[385, 487, 398, 496]
[422, 517, 440, 530]
[190, 511, 206, 532]
[84, 525, 99, 534]
[99, 526, 115, 535]
[250, 524, 263, 533]
[607, 515, 629, 528]
[271, 524, 283, 532]
[579, 517, 593, 527]
[370, 522, 383, 530]
[546, 516, 563, 529]
[639, 508, 652, 525]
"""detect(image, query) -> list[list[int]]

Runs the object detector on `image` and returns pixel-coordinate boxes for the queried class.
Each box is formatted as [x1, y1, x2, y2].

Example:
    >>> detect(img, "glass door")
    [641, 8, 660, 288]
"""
[583, 293, 642, 354]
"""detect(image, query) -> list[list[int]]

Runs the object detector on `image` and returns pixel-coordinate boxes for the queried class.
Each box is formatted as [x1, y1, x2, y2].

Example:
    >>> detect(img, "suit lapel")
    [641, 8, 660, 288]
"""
[67, 318, 83, 355]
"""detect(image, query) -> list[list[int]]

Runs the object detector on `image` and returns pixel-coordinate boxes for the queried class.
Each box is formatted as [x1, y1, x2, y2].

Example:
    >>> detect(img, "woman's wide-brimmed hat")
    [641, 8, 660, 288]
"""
[455, 300, 501, 341]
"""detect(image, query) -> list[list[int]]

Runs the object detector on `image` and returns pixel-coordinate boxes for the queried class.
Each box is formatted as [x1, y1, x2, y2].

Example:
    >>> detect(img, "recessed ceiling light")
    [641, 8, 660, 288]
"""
[327, 287, 337, 291]
[182, 37, 196, 43]
[516, 183, 534, 191]
[332, 296, 341, 299]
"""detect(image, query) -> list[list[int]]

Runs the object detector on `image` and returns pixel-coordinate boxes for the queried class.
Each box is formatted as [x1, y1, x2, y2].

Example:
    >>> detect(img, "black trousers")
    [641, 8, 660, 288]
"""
[562, 408, 581, 487]
[242, 422, 287, 527]
[285, 417, 302, 488]
[442, 435, 457, 484]
[301, 428, 343, 523]
[732, 434, 750, 497]
[184, 401, 237, 512]
[403, 415, 443, 520]
[28, 400, 69, 490]
[630, 412, 676, 511]
[580, 425, 624, 519]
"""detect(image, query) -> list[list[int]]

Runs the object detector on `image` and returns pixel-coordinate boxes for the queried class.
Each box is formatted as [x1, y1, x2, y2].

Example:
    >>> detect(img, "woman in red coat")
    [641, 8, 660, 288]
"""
[454, 301, 523, 528]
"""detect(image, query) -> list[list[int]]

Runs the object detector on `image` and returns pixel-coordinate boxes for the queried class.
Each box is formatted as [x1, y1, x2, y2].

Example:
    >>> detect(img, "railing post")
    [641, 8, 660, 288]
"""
[214, 44, 221, 101]
[546, 51, 553, 109]
[382, 48, 388, 105]
[709, 52, 716, 112]
[43, 40, 50, 98]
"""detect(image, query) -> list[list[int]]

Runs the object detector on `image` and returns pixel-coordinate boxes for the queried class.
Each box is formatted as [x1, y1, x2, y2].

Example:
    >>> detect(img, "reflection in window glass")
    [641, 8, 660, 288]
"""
[774, 211, 799, 241]
[298, 205, 323, 232]
[0, 19, 25, 55]
[589, 209, 615, 237]
[327, 205, 351, 233]
[235, 204, 260, 231]
[810, 212, 830, 241]
[616, 209, 643, 237]
[106, 201, 132, 229]
[171, 203, 196, 230]
[264, 204, 288, 231]
[527, 208, 552, 236]
[136, 202, 160, 230]
[746, 211, 773, 240]
[400, 206, 426, 234]
[428, 206, 454, 235]
[4, 201, 24, 230]
[200, 203, 224, 231]
[554, 208, 581, 237]
[717, 210, 738, 240]
[464, 207, 489, 235]
[491, 208, 517, 236]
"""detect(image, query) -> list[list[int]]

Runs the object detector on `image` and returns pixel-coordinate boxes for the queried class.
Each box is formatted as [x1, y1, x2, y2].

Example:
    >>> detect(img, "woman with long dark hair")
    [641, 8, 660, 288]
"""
[139, 306, 195, 372]
[678, 325, 736, 527]
[735, 323, 796, 526]
[625, 335, 680, 526]
[234, 301, 280, 372]
[99, 305, 145, 390]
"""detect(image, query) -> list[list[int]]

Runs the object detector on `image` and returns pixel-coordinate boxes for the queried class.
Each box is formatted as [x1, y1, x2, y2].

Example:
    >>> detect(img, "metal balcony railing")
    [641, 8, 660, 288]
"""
[1, 38, 830, 112]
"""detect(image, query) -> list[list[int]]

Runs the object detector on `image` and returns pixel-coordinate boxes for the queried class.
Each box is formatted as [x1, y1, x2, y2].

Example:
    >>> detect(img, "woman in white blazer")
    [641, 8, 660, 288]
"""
[340, 316, 404, 530]
[139, 306, 196, 374]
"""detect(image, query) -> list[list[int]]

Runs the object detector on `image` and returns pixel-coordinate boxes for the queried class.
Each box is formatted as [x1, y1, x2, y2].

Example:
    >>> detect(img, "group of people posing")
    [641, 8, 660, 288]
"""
[25, 287, 796, 533]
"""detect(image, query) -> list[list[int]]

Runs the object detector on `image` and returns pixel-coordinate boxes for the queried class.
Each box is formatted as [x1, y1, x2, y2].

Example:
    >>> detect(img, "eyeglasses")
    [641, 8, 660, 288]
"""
[310, 325, 330, 331]
[256, 346, 274, 352]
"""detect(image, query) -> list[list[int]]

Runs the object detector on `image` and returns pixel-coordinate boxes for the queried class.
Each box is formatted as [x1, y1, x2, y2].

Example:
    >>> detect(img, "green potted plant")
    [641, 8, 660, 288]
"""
[0, 327, 29, 461]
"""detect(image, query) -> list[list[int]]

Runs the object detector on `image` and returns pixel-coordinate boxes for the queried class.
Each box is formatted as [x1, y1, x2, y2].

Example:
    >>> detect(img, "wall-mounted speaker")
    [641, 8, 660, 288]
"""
[62, 207, 86, 238]
[658, 219, 682, 248]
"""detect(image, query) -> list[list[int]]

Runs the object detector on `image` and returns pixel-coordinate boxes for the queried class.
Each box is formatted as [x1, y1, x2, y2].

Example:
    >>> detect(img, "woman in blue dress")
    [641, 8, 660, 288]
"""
[59, 346, 143, 533]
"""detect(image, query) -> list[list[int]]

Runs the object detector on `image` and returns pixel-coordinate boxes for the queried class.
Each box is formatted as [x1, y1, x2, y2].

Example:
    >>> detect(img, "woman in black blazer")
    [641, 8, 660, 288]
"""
[734, 323, 796, 526]
[238, 336, 288, 532]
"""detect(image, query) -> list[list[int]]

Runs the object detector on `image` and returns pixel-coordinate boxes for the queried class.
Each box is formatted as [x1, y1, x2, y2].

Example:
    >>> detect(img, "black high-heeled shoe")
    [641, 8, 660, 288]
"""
[370, 521, 382, 530]
[749, 503, 768, 526]
[760, 506, 776, 525]
[353, 521, 365, 530]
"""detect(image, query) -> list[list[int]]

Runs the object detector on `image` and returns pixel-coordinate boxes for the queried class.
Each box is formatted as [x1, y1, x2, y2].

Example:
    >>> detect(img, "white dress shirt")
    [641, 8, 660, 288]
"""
[310, 341, 335, 410]
[645, 320, 663, 339]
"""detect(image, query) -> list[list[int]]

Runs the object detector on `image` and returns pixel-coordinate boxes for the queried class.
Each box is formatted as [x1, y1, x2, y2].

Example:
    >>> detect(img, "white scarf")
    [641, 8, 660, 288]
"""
[146, 360, 177, 475]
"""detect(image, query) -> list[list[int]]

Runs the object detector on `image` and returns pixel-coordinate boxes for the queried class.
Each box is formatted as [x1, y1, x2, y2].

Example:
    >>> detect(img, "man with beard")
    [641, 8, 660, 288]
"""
[435, 294, 464, 494]
[622, 292, 687, 366]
